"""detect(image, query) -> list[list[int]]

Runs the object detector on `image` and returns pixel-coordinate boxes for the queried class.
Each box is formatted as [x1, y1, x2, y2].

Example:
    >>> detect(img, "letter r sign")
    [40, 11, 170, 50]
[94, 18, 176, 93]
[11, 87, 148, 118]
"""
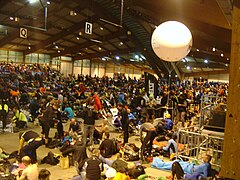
[85, 22, 92, 35]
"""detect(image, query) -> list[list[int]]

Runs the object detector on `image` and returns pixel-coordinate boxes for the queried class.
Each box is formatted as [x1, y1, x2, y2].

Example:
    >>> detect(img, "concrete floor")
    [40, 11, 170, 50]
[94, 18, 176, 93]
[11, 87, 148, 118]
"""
[0, 121, 171, 180]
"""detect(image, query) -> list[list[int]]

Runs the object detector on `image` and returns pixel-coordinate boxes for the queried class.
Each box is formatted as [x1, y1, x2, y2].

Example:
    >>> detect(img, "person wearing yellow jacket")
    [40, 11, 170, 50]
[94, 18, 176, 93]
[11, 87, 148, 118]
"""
[0, 99, 9, 131]
[12, 106, 27, 129]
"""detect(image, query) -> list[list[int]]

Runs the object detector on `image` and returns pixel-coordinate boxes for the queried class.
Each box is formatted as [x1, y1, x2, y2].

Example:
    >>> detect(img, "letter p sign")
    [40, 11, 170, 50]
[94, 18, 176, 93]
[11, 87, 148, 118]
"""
[85, 22, 92, 35]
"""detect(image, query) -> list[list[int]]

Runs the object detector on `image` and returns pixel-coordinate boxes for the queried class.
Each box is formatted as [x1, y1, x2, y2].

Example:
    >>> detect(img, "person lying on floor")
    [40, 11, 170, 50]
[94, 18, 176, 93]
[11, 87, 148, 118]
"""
[152, 154, 212, 180]
[171, 154, 212, 180]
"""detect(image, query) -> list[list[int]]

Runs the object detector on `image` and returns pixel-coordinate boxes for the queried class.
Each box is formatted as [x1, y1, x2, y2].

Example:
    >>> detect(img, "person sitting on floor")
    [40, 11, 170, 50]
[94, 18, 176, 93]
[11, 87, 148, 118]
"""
[12, 107, 28, 129]
[94, 119, 109, 140]
[14, 156, 38, 180]
[99, 132, 116, 158]
[81, 149, 103, 180]
[160, 133, 178, 158]
[171, 154, 212, 180]
[69, 118, 81, 133]
[38, 169, 51, 180]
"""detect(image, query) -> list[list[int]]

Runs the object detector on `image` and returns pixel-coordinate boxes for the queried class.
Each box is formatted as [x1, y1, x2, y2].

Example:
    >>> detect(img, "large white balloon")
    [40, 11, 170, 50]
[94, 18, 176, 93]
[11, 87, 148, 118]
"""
[151, 21, 192, 62]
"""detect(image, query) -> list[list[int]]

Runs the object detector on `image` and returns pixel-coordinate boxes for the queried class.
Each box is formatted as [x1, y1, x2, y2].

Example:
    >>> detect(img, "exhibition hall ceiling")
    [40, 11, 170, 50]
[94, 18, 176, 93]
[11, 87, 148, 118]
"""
[0, 0, 233, 76]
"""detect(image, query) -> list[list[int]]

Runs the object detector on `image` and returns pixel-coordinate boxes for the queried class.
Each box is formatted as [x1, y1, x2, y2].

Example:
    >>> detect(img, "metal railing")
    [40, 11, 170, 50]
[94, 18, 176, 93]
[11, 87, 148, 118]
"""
[177, 126, 224, 167]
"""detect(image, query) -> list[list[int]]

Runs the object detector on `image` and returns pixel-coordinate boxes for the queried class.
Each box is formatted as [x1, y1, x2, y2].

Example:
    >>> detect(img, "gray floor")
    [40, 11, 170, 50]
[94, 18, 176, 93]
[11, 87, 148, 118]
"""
[0, 121, 171, 180]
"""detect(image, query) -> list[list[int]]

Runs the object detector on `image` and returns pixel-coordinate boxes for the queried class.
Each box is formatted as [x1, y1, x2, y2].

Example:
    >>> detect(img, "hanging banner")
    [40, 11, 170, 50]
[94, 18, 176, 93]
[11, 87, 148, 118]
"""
[145, 72, 158, 97]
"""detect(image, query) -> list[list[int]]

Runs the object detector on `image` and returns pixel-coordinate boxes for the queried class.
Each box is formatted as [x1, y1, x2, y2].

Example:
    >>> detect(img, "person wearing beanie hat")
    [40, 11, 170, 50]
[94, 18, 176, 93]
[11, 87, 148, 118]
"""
[106, 168, 117, 180]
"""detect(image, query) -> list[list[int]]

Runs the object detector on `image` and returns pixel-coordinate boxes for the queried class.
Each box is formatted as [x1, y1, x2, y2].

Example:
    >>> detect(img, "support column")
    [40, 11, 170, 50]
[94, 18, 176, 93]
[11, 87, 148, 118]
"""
[220, 3, 240, 179]
[72, 60, 74, 76]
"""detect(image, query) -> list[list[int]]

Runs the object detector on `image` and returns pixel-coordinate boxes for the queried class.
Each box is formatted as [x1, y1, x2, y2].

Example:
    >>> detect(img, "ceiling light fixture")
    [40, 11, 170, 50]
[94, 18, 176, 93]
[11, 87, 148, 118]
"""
[119, 42, 123, 46]
[187, 66, 191, 70]
[29, 0, 38, 4]
[28, 46, 31, 49]
[10, 17, 14, 20]
[98, 47, 102, 50]
[116, 56, 120, 60]
[79, 32, 82, 36]
[100, 27, 104, 30]
[196, 49, 199, 51]
[70, 10, 77, 16]
[47, 1, 50, 5]
[76, 36, 80, 40]
[90, 39, 103, 43]
[204, 59, 208, 63]
[212, 47, 216, 51]
[135, 54, 139, 59]
[221, 53, 224, 57]
[57, 50, 60, 53]
[55, 45, 58, 49]
[194, 67, 197, 70]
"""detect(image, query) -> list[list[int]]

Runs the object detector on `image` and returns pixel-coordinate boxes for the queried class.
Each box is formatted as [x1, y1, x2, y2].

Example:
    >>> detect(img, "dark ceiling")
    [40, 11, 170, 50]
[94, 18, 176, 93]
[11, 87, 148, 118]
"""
[0, 0, 233, 78]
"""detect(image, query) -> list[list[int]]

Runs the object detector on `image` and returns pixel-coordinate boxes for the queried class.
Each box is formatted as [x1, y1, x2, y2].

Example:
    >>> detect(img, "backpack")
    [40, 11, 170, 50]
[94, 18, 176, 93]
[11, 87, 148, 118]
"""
[41, 151, 59, 165]
[112, 138, 121, 154]
[122, 143, 140, 161]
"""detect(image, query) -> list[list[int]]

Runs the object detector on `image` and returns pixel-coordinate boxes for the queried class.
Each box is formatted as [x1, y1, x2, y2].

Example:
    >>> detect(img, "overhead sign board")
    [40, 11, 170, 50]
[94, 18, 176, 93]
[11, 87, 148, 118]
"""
[20, 28, 27, 38]
[85, 22, 92, 35]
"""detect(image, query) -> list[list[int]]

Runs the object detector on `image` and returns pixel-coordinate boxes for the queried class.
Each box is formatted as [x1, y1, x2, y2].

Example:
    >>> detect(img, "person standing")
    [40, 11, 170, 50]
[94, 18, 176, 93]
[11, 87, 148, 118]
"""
[117, 103, 129, 145]
[82, 105, 98, 147]
[0, 99, 9, 131]
[40, 102, 59, 146]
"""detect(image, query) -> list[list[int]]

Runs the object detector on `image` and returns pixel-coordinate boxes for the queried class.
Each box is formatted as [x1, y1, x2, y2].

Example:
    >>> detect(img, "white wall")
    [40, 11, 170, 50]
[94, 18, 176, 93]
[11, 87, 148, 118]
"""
[61, 61, 72, 77]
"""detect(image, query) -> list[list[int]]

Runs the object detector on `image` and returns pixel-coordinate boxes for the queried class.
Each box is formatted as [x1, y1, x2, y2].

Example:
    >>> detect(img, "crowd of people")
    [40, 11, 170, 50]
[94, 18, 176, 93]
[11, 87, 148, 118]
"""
[0, 62, 227, 179]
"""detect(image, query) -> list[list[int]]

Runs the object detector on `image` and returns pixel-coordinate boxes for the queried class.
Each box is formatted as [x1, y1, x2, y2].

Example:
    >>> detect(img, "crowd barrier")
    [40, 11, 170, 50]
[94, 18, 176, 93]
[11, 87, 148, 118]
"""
[177, 126, 224, 167]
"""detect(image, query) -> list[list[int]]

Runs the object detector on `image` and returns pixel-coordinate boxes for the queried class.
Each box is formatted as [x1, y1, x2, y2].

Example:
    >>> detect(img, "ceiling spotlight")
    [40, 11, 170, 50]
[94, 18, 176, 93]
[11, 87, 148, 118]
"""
[70, 10, 77, 16]
[225, 64, 228, 67]
[127, 31, 131, 35]
[212, 47, 216, 51]
[119, 42, 123, 46]
[98, 47, 102, 50]
[85, 48, 88, 50]
[196, 49, 199, 51]
[204, 59, 208, 63]
[101, 57, 106, 61]
[134, 54, 139, 59]
[115, 56, 120, 60]
[28, 46, 31, 49]
[57, 50, 60, 53]
[100, 27, 104, 30]
[194, 67, 197, 70]
[169, 74, 171, 77]
[139, 57, 143, 61]
[227, 58, 229, 61]
[10, 17, 14, 20]
[187, 66, 191, 70]
[79, 32, 82, 36]
[221, 53, 224, 57]
[55, 45, 58, 49]
[47, 1, 50, 5]
[182, 59, 186, 62]
[76, 36, 80, 40]
[175, 75, 178, 77]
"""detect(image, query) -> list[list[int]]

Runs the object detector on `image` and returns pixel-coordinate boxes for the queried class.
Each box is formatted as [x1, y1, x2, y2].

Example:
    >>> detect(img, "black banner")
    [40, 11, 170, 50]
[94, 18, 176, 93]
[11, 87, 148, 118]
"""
[144, 72, 158, 97]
